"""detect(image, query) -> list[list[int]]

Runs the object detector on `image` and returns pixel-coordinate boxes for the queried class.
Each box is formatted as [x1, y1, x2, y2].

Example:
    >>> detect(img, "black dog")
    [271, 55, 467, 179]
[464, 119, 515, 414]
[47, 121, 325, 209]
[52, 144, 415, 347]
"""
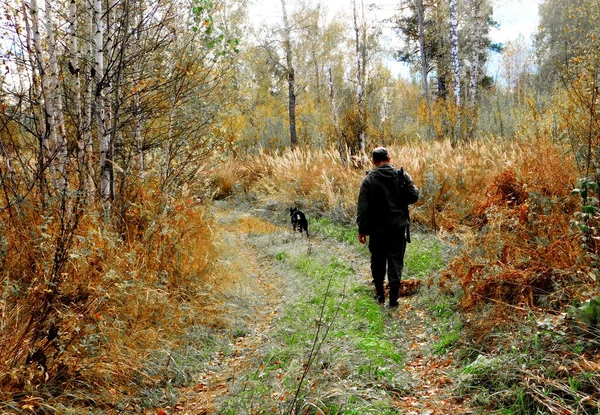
[290, 207, 309, 237]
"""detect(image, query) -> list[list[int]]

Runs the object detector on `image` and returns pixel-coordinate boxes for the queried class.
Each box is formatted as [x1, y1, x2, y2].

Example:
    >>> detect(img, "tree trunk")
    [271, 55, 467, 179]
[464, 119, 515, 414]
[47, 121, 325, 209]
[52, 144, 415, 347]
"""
[281, 0, 297, 148]
[353, 0, 366, 155]
[328, 67, 347, 167]
[449, 0, 460, 106]
[415, 0, 433, 138]
[468, 0, 482, 138]
[44, 0, 68, 193]
[68, 0, 86, 191]
[29, 0, 53, 194]
[68, 0, 82, 146]
[95, 0, 112, 219]
[22, 0, 45, 199]
[83, 0, 96, 198]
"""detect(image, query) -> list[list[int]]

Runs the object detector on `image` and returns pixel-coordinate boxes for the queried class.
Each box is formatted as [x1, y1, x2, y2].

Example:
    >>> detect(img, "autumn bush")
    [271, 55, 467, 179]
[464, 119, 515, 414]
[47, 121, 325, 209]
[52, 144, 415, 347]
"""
[0, 185, 225, 411]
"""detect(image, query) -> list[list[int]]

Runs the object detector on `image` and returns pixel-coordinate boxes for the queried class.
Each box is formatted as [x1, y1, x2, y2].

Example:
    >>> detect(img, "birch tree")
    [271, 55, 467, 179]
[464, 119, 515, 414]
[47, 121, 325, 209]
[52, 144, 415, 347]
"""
[468, 0, 482, 111]
[449, 0, 460, 106]
[44, 0, 68, 192]
[466, 0, 492, 138]
[353, 0, 367, 155]
[28, 0, 52, 194]
[93, 0, 112, 218]
[67, 0, 86, 188]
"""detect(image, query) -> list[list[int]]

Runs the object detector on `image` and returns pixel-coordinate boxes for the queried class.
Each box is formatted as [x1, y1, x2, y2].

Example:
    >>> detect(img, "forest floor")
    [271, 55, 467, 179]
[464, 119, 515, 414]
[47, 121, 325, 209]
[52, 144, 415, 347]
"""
[173, 198, 477, 415]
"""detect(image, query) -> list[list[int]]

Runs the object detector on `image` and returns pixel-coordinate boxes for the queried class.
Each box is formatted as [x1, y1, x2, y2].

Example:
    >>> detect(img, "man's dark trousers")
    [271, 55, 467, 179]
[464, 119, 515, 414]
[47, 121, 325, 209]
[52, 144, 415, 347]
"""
[369, 226, 407, 305]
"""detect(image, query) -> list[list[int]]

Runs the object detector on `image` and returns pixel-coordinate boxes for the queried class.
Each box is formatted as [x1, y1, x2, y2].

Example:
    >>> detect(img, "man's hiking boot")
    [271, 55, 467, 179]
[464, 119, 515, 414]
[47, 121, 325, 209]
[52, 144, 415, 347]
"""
[389, 285, 399, 308]
[373, 281, 385, 305]
[373, 294, 385, 304]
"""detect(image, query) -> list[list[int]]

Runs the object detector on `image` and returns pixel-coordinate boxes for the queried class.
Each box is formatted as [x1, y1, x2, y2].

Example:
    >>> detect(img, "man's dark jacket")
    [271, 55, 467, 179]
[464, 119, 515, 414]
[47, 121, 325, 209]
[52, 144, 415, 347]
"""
[357, 164, 419, 235]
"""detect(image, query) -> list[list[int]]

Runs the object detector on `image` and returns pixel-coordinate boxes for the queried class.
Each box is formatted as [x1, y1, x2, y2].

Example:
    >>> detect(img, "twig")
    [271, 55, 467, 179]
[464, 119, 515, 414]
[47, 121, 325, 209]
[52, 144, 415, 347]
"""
[287, 271, 349, 414]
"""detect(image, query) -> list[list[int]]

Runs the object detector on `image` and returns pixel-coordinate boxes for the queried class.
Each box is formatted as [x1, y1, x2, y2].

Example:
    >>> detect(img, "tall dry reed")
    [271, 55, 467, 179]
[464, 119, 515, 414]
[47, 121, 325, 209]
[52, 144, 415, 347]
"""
[210, 137, 586, 311]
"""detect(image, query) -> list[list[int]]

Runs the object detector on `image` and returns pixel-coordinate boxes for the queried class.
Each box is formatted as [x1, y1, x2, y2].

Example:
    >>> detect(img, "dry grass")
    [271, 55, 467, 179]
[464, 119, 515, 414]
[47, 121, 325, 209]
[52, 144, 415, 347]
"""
[231, 216, 280, 234]
[0, 189, 230, 411]
[2, 135, 595, 412]
[209, 137, 590, 313]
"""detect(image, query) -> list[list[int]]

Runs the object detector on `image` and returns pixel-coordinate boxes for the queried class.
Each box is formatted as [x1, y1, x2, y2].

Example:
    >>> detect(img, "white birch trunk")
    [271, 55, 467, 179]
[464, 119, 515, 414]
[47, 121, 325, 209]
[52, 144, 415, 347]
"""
[29, 0, 51, 160]
[83, 0, 95, 197]
[353, 0, 366, 155]
[21, 0, 44, 156]
[45, 0, 68, 192]
[469, 0, 481, 110]
[106, 0, 117, 175]
[95, 0, 111, 218]
[68, 0, 84, 173]
[449, 0, 460, 106]
[468, 0, 483, 138]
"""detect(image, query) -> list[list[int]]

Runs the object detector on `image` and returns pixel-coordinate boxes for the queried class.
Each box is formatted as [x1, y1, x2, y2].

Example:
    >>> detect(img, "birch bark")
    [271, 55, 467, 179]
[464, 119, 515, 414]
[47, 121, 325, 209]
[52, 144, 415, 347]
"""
[83, 0, 95, 197]
[469, 0, 482, 111]
[29, 0, 52, 191]
[95, 0, 112, 218]
[468, 0, 483, 138]
[22, 0, 45, 196]
[449, 0, 460, 106]
[44, 0, 67, 192]
[353, 0, 366, 155]
[68, 0, 83, 168]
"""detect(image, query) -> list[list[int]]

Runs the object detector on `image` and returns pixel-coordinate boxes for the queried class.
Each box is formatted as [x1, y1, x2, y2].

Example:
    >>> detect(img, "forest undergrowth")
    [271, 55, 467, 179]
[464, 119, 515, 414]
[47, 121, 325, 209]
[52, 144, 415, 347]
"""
[175, 197, 472, 414]
[206, 138, 600, 414]
[2, 138, 600, 414]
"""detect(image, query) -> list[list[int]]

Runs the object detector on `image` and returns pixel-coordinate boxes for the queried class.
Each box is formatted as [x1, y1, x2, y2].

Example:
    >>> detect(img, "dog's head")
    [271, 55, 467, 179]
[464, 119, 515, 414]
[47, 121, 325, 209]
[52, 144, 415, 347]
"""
[290, 207, 298, 217]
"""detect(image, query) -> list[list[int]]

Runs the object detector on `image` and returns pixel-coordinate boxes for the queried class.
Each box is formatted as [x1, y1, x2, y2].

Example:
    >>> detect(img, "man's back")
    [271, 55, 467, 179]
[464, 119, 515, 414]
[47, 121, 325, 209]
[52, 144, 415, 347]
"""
[357, 163, 417, 235]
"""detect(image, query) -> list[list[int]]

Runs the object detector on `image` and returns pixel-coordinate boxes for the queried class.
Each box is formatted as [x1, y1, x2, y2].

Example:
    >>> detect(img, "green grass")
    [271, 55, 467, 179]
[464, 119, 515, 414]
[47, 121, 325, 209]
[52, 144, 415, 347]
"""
[310, 216, 448, 282]
[310, 217, 361, 246]
[404, 233, 447, 279]
[220, 249, 407, 413]
[219, 220, 462, 414]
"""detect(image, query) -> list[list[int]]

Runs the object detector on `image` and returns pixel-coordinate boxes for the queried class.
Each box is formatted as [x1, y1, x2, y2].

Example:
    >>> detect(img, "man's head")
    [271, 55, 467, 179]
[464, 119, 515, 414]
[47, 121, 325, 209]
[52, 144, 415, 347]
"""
[372, 147, 390, 164]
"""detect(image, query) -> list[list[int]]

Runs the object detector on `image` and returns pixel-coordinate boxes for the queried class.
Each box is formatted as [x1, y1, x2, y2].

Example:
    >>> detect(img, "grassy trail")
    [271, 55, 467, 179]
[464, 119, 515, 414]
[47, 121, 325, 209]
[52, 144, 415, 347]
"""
[176, 200, 474, 414]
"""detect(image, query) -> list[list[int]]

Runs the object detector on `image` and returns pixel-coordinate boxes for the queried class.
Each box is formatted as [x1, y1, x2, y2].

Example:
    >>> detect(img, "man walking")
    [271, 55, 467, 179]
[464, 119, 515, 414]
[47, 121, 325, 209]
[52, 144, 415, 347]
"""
[357, 147, 420, 307]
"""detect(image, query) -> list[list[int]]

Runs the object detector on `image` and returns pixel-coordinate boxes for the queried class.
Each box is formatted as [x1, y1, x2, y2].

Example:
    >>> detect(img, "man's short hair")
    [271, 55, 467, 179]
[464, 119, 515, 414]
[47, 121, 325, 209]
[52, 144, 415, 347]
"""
[372, 147, 389, 162]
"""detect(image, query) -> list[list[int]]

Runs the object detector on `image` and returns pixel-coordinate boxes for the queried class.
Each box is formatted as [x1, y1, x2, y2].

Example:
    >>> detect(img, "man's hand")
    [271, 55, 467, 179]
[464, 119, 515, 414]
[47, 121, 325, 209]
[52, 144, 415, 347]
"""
[358, 233, 367, 244]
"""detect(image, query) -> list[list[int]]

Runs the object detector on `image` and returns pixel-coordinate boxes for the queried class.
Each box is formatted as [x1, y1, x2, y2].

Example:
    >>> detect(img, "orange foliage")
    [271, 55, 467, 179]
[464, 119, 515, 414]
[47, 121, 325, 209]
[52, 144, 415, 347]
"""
[451, 145, 585, 311]
[0, 187, 219, 407]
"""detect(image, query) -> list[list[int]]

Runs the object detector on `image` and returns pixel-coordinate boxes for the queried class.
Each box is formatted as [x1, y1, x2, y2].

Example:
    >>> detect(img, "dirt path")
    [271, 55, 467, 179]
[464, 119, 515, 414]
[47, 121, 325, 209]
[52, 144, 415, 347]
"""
[175, 202, 475, 415]
[392, 303, 473, 414]
[175, 204, 286, 414]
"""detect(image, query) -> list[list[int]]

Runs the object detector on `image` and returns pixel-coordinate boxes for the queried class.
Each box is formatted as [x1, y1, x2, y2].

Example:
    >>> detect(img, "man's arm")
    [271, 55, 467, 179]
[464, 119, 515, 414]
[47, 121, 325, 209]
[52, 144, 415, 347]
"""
[400, 171, 420, 205]
[356, 178, 370, 243]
